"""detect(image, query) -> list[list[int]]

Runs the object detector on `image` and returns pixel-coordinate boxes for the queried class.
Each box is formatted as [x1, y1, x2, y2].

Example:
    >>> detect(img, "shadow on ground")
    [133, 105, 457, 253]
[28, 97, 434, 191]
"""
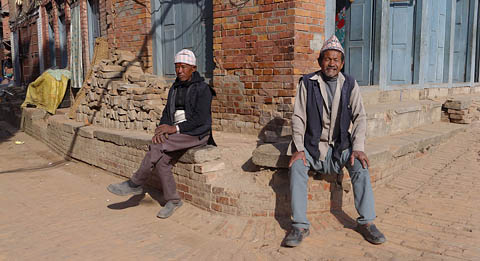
[107, 186, 166, 210]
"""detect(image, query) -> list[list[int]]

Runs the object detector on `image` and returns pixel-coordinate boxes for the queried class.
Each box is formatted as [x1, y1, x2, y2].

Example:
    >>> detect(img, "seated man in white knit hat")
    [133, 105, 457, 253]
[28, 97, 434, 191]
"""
[107, 49, 216, 219]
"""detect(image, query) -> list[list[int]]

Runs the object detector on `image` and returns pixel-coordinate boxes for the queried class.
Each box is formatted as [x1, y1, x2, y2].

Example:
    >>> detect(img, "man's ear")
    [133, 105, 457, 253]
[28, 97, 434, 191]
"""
[193, 65, 197, 72]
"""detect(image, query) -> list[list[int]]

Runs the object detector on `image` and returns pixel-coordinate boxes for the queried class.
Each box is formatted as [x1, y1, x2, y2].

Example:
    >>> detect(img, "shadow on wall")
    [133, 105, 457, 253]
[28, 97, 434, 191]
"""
[257, 117, 292, 144]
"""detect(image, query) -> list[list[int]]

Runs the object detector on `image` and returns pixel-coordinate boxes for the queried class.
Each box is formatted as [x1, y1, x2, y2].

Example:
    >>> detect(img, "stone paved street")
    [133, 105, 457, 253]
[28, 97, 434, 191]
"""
[0, 122, 479, 260]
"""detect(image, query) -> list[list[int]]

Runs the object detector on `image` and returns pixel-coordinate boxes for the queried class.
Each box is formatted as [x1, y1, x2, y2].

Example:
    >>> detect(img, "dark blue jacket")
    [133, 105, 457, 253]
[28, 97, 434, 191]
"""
[160, 71, 216, 145]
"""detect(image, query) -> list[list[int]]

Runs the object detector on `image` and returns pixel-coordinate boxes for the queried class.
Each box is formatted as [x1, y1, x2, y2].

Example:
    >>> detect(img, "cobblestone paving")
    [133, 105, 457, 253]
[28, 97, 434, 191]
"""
[0, 123, 479, 260]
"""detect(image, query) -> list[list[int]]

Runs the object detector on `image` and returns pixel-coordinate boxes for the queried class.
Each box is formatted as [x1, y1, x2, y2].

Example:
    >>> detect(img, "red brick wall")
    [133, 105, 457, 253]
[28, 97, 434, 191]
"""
[1, 0, 11, 45]
[104, 0, 153, 72]
[1, 0, 11, 67]
[293, 0, 325, 75]
[99, 0, 107, 37]
[212, 0, 325, 136]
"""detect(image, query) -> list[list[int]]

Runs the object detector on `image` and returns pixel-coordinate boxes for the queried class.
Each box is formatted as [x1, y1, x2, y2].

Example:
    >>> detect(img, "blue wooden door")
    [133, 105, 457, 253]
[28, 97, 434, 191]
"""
[87, 0, 101, 61]
[58, 15, 68, 69]
[152, 0, 213, 79]
[426, 0, 448, 83]
[344, 0, 373, 86]
[476, 9, 480, 82]
[453, 0, 471, 82]
[48, 21, 56, 68]
[388, 1, 415, 85]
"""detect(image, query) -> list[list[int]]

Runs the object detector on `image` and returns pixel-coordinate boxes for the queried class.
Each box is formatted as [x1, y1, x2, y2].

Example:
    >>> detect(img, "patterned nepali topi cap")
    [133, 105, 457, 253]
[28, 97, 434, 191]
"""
[320, 35, 345, 55]
[174, 49, 196, 66]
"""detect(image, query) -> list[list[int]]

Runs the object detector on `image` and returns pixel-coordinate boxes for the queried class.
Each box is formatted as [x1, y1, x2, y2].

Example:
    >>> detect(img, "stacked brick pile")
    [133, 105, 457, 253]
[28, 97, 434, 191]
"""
[442, 98, 480, 124]
[75, 49, 169, 133]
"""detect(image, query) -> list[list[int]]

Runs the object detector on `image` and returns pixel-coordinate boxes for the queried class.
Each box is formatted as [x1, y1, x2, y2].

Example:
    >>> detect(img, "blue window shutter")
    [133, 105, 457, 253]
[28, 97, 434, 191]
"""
[48, 22, 56, 68]
[58, 16, 68, 69]
[344, 0, 373, 86]
[152, 0, 213, 78]
[426, 0, 447, 83]
[388, 3, 415, 85]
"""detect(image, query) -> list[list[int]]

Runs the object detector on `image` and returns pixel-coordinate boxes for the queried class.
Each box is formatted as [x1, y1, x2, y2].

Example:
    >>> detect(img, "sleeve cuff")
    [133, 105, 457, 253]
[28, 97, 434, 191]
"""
[293, 140, 304, 152]
[352, 143, 364, 152]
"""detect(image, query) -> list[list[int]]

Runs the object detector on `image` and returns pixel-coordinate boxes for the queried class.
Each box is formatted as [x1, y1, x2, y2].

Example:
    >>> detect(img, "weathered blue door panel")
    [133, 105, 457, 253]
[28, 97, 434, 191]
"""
[388, 2, 415, 85]
[476, 6, 480, 82]
[58, 16, 68, 69]
[48, 22, 56, 68]
[453, 0, 470, 82]
[152, 0, 213, 79]
[426, 0, 447, 83]
[344, 0, 373, 86]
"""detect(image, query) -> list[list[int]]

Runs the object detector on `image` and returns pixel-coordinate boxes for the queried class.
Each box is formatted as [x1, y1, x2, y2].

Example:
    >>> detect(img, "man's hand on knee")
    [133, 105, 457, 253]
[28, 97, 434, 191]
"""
[155, 124, 177, 136]
[350, 151, 369, 169]
[289, 151, 307, 167]
[152, 124, 177, 144]
[152, 133, 167, 144]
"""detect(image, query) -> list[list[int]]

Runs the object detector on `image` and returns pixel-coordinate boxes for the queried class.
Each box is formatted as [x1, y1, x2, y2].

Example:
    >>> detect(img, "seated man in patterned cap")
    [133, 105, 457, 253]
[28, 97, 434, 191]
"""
[107, 49, 216, 219]
[285, 35, 386, 247]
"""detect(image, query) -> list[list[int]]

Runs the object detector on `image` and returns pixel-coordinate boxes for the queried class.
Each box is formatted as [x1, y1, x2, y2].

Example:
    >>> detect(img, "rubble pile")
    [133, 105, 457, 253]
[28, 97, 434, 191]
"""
[75, 49, 169, 133]
[441, 98, 480, 124]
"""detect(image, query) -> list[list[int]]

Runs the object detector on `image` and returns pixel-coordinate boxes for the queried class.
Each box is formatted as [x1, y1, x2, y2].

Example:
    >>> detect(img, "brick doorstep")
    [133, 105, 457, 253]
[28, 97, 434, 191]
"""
[21, 107, 469, 218]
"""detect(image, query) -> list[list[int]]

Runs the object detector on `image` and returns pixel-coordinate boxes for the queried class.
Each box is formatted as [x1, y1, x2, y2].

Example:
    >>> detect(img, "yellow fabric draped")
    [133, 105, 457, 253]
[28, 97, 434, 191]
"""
[21, 71, 70, 114]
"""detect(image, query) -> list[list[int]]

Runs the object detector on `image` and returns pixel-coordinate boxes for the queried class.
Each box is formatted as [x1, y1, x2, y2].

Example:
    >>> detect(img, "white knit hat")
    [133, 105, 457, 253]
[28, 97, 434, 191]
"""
[174, 49, 196, 66]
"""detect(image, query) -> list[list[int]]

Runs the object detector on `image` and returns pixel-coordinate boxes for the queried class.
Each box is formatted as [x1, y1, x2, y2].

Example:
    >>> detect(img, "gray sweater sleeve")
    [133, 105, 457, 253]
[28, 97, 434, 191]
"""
[349, 81, 367, 152]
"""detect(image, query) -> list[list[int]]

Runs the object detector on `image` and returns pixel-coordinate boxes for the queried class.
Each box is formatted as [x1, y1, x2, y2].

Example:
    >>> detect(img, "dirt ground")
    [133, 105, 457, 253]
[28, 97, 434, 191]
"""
[0, 121, 479, 260]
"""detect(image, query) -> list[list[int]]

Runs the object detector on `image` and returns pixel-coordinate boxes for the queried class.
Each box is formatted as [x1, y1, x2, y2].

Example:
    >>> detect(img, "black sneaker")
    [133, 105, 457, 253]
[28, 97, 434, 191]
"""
[356, 223, 386, 244]
[107, 180, 143, 196]
[284, 227, 310, 247]
[156, 200, 183, 219]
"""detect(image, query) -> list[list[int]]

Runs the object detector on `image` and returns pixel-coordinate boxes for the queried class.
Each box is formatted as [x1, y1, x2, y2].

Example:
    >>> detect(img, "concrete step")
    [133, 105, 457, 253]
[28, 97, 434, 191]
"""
[246, 121, 469, 217]
[252, 121, 467, 171]
[365, 100, 442, 139]
[21, 106, 471, 218]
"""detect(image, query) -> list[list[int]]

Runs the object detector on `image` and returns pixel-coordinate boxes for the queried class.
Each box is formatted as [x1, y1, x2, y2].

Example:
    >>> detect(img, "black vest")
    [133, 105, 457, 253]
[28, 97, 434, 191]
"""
[302, 72, 355, 160]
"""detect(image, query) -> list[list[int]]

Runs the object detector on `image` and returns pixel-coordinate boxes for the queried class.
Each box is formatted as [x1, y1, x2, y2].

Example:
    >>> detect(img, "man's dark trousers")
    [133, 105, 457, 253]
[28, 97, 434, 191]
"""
[130, 133, 208, 201]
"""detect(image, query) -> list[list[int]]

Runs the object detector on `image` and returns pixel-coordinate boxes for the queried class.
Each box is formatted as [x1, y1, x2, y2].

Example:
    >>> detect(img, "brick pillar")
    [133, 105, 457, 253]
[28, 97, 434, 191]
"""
[40, 5, 49, 68]
[80, 0, 90, 73]
[212, 0, 325, 137]
[104, 0, 153, 72]
[1, 0, 11, 56]
[52, 0, 61, 67]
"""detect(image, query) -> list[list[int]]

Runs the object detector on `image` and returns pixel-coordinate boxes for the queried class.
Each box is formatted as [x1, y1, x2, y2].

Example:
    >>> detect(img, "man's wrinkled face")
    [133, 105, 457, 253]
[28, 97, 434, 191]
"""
[319, 50, 344, 78]
[175, 63, 196, 82]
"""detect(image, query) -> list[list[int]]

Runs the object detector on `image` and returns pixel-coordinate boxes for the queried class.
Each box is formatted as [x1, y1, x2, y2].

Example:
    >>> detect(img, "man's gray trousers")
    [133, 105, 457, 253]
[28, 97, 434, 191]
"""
[290, 147, 376, 229]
